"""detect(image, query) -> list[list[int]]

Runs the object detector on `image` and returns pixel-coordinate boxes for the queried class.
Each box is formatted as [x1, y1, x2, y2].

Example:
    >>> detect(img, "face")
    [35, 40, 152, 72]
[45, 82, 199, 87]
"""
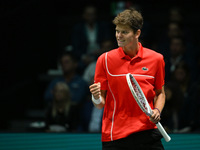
[168, 23, 182, 37]
[170, 38, 184, 57]
[169, 9, 182, 22]
[54, 85, 67, 101]
[61, 55, 77, 74]
[83, 6, 96, 24]
[174, 68, 186, 83]
[115, 25, 139, 48]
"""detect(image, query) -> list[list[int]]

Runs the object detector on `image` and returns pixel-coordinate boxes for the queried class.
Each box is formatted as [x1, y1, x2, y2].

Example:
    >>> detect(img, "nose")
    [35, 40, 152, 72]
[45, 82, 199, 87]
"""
[116, 32, 122, 38]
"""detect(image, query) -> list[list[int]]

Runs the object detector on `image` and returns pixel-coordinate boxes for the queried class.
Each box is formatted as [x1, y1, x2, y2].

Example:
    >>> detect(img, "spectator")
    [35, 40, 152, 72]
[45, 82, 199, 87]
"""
[176, 57, 200, 132]
[156, 6, 195, 63]
[171, 62, 193, 132]
[168, 6, 193, 42]
[44, 50, 89, 131]
[157, 22, 184, 58]
[83, 39, 115, 132]
[162, 56, 200, 132]
[71, 4, 112, 74]
[83, 38, 115, 84]
[168, 7, 183, 23]
[162, 81, 184, 133]
[162, 61, 196, 133]
[187, 77, 200, 132]
[45, 82, 78, 132]
[165, 36, 196, 82]
[44, 50, 88, 104]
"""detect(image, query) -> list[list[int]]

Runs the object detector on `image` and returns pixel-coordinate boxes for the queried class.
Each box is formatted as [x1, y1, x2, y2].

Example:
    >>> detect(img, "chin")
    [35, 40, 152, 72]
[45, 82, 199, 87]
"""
[118, 43, 124, 47]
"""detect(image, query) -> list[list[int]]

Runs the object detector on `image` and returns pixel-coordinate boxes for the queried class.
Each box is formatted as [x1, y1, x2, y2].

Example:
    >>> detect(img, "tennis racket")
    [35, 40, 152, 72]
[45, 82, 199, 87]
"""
[126, 73, 171, 142]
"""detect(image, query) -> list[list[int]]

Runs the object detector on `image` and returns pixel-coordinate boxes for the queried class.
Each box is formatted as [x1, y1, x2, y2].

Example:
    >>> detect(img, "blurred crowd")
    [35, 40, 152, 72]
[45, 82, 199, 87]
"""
[41, 2, 200, 134]
[1, 1, 200, 134]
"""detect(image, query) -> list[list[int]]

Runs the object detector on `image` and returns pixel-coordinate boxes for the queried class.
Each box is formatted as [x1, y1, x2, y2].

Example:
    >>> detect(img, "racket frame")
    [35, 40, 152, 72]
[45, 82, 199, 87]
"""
[126, 73, 171, 142]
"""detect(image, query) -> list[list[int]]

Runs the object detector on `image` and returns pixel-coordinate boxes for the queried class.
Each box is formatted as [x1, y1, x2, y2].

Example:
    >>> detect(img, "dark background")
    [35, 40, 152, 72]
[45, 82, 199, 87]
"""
[0, 0, 199, 131]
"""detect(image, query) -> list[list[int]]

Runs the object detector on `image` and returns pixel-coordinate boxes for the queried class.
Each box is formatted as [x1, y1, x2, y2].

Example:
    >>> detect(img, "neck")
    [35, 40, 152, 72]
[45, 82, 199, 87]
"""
[64, 72, 76, 82]
[123, 42, 139, 58]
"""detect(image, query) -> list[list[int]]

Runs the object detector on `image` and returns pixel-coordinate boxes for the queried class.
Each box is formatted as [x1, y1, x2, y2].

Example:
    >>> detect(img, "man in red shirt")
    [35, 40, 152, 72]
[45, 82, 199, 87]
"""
[89, 8, 165, 150]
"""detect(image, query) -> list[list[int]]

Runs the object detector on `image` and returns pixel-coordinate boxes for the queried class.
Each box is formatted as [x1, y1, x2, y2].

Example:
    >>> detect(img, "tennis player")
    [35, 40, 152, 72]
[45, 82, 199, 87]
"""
[89, 8, 166, 150]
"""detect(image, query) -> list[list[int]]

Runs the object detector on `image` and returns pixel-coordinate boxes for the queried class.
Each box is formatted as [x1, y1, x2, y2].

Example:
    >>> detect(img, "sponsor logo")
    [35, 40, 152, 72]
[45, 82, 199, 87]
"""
[142, 67, 148, 71]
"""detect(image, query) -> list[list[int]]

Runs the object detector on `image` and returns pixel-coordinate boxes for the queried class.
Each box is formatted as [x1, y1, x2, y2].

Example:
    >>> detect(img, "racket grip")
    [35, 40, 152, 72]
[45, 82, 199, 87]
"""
[156, 122, 171, 142]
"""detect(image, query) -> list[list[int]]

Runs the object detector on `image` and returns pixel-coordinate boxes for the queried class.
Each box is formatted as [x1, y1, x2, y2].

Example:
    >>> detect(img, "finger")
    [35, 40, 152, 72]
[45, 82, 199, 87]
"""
[150, 117, 156, 124]
[151, 110, 160, 119]
[90, 90, 100, 97]
[150, 114, 160, 123]
[155, 115, 161, 122]
[154, 115, 160, 122]
[90, 87, 101, 94]
[150, 118, 159, 124]
[151, 112, 155, 118]
[89, 84, 98, 89]
[89, 82, 101, 90]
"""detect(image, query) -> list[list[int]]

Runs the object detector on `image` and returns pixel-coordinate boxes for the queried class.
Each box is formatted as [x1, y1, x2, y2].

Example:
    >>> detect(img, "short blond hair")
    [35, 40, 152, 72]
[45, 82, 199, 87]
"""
[113, 8, 143, 33]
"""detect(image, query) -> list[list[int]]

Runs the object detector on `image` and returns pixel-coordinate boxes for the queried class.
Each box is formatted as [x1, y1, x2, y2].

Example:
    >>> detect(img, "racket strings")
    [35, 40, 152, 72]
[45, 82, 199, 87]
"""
[131, 78, 148, 112]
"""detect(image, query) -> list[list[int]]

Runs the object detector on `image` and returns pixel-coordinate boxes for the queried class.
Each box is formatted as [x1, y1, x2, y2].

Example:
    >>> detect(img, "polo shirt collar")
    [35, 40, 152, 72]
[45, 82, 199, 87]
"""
[118, 42, 143, 60]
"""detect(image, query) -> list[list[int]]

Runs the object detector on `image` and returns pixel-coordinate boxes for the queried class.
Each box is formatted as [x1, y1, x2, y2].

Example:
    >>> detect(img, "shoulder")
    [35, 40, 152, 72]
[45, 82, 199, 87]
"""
[143, 47, 164, 60]
[107, 48, 119, 55]
[74, 75, 88, 85]
[97, 48, 119, 62]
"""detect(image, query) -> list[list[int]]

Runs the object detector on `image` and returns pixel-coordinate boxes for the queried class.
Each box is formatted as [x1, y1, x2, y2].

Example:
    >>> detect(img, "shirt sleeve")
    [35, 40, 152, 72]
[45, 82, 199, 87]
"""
[94, 53, 108, 90]
[154, 54, 165, 90]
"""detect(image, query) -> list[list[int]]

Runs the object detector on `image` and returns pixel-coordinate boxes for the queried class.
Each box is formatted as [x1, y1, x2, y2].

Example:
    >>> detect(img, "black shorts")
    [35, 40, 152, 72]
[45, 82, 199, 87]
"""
[102, 129, 164, 150]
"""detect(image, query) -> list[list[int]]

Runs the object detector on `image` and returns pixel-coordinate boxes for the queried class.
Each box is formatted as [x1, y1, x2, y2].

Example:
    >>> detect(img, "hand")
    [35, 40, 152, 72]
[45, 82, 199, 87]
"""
[89, 82, 101, 99]
[150, 109, 161, 124]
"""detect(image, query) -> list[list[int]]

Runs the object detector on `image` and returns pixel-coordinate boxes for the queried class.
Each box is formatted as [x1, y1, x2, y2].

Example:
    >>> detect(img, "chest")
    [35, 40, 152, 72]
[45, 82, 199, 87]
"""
[105, 53, 157, 78]
[105, 53, 157, 94]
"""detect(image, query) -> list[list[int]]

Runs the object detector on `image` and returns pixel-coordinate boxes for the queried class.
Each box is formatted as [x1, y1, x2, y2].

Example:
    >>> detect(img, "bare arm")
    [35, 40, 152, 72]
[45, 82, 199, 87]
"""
[89, 82, 106, 109]
[150, 86, 166, 123]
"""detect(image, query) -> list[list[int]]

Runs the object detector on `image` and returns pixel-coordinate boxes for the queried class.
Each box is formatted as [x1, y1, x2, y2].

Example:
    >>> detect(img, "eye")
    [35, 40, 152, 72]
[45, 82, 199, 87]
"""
[116, 30, 119, 33]
[122, 31, 128, 34]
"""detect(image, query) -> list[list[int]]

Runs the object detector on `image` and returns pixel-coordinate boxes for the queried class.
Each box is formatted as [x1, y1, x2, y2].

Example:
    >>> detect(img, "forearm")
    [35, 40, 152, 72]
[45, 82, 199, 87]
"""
[150, 86, 165, 123]
[93, 90, 106, 109]
[154, 86, 166, 113]
[90, 84, 107, 109]
[92, 95, 105, 109]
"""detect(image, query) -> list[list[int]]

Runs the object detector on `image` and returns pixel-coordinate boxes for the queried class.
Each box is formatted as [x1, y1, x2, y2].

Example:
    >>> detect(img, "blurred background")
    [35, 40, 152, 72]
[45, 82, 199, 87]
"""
[0, 0, 200, 134]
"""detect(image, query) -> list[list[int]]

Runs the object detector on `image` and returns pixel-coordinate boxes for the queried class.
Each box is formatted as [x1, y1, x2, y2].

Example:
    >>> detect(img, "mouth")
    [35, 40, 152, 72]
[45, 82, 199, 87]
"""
[117, 40, 125, 44]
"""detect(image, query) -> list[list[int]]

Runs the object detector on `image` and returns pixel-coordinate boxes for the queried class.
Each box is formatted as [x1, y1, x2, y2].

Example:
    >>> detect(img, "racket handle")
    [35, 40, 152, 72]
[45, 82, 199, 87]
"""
[156, 122, 171, 142]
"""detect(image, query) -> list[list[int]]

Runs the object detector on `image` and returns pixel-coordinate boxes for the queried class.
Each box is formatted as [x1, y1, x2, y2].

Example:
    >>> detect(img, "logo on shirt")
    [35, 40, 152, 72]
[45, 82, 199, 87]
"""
[142, 67, 148, 71]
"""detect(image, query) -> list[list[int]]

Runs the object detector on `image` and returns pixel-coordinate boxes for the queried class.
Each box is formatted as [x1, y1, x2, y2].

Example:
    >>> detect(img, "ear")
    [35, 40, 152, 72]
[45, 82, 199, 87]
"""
[135, 29, 141, 39]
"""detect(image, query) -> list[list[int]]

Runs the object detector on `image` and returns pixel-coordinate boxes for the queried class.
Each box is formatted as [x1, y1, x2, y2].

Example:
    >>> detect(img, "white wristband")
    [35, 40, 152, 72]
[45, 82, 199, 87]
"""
[92, 95, 102, 104]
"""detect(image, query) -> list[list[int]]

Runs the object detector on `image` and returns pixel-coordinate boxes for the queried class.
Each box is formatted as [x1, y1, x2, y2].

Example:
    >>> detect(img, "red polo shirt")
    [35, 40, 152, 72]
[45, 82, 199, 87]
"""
[94, 42, 165, 142]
